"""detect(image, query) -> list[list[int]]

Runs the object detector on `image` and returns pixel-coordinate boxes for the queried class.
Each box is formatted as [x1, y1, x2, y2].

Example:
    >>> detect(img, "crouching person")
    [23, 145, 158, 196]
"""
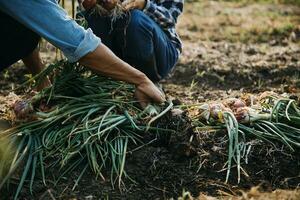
[0, 11, 50, 91]
[0, 0, 165, 107]
[80, 0, 183, 82]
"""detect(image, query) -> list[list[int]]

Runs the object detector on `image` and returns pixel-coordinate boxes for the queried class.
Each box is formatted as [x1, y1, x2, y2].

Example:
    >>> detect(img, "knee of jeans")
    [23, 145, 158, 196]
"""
[127, 10, 152, 35]
[126, 11, 153, 58]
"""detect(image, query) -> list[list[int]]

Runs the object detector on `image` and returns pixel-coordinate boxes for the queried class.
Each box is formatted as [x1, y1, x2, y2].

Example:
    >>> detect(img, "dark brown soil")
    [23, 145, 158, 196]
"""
[0, 64, 28, 95]
[3, 129, 300, 199]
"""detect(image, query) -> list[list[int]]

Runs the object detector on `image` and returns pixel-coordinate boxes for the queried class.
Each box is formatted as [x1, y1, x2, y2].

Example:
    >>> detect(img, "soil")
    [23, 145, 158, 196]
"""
[1, 1, 300, 199]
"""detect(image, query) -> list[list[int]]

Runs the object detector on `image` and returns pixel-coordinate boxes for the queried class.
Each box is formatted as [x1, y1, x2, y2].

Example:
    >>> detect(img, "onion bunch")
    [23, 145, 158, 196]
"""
[192, 93, 300, 183]
[197, 97, 270, 124]
[90, 0, 126, 22]
[0, 61, 173, 199]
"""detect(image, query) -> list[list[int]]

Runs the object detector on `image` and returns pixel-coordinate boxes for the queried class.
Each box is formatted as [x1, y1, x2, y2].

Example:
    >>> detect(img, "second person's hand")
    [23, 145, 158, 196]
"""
[122, 0, 146, 11]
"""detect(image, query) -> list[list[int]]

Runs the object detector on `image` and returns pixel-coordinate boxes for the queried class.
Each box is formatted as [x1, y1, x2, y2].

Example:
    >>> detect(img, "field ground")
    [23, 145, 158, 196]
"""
[1, 0, 300, 199]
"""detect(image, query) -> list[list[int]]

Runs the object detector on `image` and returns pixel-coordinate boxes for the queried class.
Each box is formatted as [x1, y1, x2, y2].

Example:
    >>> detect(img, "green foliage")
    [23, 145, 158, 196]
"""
[193, 97, 300, 183]
[0, 61, 173, 199]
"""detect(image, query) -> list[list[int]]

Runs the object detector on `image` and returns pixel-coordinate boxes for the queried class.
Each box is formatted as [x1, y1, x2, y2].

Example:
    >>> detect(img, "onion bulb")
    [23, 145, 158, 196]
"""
[13, 100, 34, 120]
[222, 98, 246, 111]
[234, 107, 270, 123]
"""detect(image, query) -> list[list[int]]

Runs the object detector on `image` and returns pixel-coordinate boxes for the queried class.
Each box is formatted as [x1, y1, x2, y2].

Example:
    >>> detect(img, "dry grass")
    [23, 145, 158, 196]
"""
[177, 187, 300, 200]
[178, 1, 300, 43]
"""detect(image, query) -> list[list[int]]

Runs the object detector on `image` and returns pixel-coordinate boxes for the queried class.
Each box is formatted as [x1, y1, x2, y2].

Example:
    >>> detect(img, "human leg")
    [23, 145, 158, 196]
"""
[0, 11, 50, 90]
[122, 10, 179, 82]
[84, 11, 114, 49]
[22, 47, 51, 91]
[84, 10, 179, 82]
[0, 11, 41, 70]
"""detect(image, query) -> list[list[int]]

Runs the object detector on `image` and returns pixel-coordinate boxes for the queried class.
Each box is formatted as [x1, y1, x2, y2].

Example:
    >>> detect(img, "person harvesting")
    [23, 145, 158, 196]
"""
[80, 0, 183, 82]
[0, 0, 165, 107]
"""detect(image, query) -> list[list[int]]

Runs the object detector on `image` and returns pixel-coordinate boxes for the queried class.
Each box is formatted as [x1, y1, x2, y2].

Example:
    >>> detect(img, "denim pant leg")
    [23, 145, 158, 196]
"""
[84, 12, 113, 49]
[85, 10, 179, 82]
[123, 10, 179, 82]
[84, 11, 132, 59]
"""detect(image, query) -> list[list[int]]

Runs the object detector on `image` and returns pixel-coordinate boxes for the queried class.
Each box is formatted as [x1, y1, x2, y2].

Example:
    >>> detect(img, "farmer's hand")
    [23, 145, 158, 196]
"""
[122, 0, 146, 11]
[135, 78, 166, 108]
[79, 44, 165, 108]
[82, 0, 97, 10]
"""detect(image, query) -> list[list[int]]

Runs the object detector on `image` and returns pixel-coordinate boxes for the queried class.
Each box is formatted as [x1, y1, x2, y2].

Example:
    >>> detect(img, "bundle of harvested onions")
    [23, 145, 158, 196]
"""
[86, 0, 126, 22]
[0, 61, 173, 199]
[190, 93, 300, 183]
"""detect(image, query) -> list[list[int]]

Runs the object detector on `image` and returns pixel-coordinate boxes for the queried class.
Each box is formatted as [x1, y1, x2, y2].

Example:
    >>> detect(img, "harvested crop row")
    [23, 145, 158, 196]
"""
[0, 61, 173, 199]
[189, 92, 300, 183]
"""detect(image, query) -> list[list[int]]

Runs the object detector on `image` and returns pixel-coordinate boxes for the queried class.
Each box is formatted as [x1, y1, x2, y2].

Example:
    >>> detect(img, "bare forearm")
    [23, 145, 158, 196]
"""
[79, 44, 147, 86]
[79, 44, 165, 106]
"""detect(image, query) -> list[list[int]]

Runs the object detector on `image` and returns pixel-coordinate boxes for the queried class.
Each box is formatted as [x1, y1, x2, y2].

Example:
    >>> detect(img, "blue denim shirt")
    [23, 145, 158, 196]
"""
[0, 0, 101, 62]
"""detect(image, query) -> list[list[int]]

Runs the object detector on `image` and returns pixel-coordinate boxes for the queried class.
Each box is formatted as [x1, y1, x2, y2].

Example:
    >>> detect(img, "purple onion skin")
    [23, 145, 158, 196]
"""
[223, 98, 246, 111]
[234, 107, 250, 123]
[210, 103, 225, 119]
[13, 100, 34, 120]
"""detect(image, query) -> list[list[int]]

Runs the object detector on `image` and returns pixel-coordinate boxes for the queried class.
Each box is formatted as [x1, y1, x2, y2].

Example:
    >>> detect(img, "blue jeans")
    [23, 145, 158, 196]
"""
[84, 10, 179, 82]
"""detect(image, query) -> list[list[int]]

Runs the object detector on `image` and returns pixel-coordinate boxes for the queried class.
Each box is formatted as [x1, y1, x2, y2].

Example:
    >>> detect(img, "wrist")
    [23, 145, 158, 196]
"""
[118, 61, 148, 86]
[132, 70, 149, 87]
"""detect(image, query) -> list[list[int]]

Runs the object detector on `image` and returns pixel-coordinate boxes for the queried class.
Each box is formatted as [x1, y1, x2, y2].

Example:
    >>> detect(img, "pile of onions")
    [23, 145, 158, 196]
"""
[193, 92, 300, 184]
[198, 97, 271, 124]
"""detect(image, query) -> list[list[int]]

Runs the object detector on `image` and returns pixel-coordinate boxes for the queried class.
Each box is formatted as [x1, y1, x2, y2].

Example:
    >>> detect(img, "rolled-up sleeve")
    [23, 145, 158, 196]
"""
[0, 0, 101, 62]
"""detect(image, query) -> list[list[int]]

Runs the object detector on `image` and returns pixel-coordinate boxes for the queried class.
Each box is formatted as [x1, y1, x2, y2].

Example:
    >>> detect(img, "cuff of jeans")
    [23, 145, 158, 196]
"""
[64, 28, 101, 62]
[143, 0, 155, 13]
